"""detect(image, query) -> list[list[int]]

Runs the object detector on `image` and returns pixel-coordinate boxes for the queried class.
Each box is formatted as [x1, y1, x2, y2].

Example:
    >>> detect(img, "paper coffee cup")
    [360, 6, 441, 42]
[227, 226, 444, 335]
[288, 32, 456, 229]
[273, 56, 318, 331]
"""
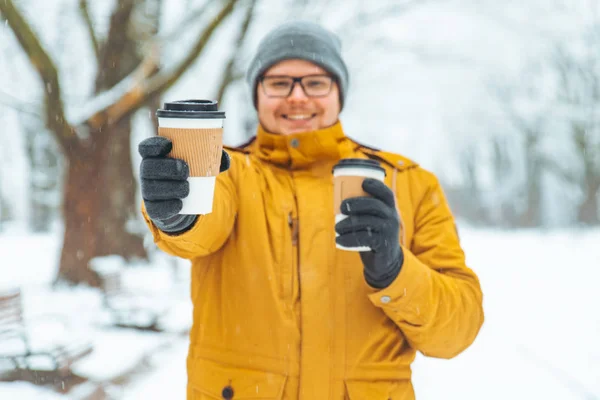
[156, 100, 226, 215]
[333, 158, 386, 251]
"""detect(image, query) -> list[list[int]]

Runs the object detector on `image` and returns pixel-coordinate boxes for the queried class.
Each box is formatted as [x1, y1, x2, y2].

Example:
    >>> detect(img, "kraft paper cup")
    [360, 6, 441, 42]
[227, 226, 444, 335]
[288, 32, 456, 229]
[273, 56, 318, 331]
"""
[156, 100, 226, 215]
[333, 158, 386, 251]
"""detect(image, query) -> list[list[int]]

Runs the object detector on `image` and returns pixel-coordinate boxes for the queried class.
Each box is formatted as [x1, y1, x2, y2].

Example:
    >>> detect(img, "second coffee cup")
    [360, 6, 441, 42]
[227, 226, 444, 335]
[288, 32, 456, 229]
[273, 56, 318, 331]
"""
[333, 158, 386, 251]
[156, 100, 225, 215]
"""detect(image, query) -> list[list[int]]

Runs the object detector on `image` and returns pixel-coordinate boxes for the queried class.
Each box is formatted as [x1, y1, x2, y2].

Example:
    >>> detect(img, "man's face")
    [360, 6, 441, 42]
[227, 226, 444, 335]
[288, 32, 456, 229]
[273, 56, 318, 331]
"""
[256, 59, 341, 135]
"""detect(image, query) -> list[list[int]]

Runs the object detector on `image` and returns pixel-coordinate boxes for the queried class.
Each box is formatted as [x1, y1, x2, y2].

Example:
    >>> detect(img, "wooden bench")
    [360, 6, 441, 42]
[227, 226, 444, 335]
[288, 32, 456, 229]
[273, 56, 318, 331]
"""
[0, 288, 93, 382]
[97, 270, 170, 332]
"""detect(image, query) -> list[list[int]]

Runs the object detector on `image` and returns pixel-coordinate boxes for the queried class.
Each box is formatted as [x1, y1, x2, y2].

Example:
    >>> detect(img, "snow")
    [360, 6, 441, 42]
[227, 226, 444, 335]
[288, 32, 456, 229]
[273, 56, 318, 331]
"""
[0, 382, 66, 400]
[89, 255, 124, 275]
[0, 230, 60, 289]
[70, 329, 167, 382]
[65, 73, 139, 127]
[120, 339, 188, 400]
[1, 225, 599, 399]
[412, 227, 600, 399]
[0, 229, 194, 399]
[1, 0, 599, 398]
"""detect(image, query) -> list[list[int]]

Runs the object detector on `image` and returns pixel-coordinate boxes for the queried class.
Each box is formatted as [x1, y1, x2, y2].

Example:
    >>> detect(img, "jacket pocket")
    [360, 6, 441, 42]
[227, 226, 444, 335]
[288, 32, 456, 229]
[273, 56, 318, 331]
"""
[189, 357, 287, 399]
[344, 379, 413, 400]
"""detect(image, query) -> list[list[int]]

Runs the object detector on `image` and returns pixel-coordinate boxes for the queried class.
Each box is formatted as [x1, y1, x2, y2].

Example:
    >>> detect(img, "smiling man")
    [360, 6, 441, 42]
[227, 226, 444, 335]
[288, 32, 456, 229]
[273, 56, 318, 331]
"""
[256, 60, 340, 134]
[138, 21, 484, 400]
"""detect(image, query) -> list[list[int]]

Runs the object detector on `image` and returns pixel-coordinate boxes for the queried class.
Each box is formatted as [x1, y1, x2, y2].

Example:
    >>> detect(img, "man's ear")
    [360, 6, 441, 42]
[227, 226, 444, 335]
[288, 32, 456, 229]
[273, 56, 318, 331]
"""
[253, 84, 260, 110]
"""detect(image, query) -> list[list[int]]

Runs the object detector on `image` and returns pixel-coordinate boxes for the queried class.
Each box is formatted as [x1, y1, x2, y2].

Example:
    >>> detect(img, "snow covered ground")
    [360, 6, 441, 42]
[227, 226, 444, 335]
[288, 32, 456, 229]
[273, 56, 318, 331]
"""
[0, 225, 599, 399]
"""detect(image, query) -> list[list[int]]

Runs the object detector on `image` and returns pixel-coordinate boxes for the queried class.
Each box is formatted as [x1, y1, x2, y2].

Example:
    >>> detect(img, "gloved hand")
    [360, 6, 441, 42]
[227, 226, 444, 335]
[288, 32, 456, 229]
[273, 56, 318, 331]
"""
[138, 136, 231, 233]
[335, 178, 404, 289]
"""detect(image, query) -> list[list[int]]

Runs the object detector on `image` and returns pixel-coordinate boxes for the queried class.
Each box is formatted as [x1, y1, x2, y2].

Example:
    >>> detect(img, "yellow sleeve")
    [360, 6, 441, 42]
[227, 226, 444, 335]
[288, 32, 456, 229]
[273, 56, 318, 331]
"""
[141, 154, 240, 260]
[368, 169, 484, 359]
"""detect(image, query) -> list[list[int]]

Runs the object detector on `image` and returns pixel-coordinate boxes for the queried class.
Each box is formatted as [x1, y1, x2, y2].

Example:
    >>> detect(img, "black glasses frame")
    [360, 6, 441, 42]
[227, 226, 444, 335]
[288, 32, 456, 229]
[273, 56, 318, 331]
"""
[259, 74, 335, 98]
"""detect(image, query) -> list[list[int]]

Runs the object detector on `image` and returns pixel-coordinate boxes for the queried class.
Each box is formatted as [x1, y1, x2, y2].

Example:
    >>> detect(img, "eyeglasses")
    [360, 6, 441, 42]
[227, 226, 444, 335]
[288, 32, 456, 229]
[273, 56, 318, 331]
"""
[259, 74, 335, 98]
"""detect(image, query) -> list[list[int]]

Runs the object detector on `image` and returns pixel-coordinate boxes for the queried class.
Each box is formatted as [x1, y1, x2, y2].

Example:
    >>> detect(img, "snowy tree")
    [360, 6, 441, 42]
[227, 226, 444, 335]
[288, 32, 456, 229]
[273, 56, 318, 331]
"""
[0, 0, 253, 285]
[493, 17, 600, 226]
[441, 0, 600, 227]
[547, 31, 600, 225]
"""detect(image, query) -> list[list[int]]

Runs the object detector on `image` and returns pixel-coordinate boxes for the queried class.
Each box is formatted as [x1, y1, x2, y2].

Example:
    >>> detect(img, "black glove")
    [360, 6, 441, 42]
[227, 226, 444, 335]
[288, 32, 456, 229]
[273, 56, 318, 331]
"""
[335, 178, 404, 289]
[138, 136, 230, 233]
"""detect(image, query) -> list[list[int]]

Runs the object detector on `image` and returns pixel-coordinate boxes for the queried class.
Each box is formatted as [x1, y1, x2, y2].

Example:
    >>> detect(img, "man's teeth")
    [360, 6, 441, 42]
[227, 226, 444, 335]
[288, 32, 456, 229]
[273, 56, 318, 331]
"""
[285, 114, 313, 120]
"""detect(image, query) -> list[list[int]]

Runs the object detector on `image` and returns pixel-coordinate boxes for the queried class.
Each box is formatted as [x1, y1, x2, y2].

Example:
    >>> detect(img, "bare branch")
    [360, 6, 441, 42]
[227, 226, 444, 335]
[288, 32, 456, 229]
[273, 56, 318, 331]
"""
[0, 0, 80, 156]
[147, 0, 238, 92]
[83, 0, 238, 128]
[95, 0, 137, 91]
[216, 0, 258, 105]
[85, 44, 160, 129]
[78, 0, 100, 63]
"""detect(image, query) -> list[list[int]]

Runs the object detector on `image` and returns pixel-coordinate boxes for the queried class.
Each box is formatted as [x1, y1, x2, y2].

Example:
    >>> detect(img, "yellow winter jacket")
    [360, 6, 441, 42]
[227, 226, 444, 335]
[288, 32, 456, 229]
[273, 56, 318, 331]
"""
[142, 121, 484, 400]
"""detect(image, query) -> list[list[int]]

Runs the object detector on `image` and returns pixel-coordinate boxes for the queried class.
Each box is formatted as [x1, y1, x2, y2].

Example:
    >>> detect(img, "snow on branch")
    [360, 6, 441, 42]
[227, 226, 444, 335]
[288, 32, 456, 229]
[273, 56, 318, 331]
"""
[71, 45, 161, 128]
[80, 0, 238, 130]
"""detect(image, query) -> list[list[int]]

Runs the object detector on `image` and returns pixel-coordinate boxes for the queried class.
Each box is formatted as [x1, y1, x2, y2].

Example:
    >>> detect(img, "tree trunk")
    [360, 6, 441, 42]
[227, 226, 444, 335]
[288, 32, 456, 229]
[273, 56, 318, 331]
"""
[520, 164, 542, 227]
[56, 0, 147, 286]
[577, 180, 600, 225]
[57, 120, 146, 286]
[0, 187, 8, 231]
[519, 132, 542, 227]
[58, 147, 106, 286]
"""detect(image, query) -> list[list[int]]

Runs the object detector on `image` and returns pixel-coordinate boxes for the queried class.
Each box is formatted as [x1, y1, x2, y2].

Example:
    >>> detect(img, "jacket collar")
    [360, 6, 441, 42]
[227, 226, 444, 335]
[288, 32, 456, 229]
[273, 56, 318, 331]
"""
[252, 121, 356, 169]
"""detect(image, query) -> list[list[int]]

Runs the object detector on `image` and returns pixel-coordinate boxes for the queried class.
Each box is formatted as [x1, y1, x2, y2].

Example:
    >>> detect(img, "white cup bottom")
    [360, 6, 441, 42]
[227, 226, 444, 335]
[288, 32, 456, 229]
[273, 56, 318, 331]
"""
[335, 214, 372, 252]
[180, 177, 216, 215]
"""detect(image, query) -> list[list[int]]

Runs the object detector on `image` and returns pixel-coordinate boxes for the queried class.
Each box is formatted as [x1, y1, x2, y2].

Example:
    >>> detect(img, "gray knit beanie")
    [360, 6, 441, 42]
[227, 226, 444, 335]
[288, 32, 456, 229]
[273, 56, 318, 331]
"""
[246, 21, 349, 110]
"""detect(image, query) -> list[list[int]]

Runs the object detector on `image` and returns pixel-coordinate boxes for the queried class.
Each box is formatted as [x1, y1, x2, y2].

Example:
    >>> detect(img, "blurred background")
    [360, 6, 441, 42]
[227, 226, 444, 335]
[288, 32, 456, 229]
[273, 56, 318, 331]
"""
[0, 0, 598, 399]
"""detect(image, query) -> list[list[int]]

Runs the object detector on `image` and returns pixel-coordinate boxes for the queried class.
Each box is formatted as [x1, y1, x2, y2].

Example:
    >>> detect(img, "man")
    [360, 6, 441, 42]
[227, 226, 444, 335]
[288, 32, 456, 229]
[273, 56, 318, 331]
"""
[139, 21, 484, 400]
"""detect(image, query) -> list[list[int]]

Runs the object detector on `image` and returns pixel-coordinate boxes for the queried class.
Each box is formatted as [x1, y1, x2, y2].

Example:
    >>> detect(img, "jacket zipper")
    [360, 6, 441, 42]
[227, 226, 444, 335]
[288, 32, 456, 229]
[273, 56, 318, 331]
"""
[287, 210, 299, 305]
[288, 212, 299, 246]
[288, 172, 301, 392]
[292, 210, 302, 391]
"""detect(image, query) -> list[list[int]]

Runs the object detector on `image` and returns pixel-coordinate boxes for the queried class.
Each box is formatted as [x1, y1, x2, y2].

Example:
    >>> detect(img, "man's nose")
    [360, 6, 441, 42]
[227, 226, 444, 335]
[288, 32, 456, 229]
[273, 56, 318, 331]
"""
[288, 82, 308, 101]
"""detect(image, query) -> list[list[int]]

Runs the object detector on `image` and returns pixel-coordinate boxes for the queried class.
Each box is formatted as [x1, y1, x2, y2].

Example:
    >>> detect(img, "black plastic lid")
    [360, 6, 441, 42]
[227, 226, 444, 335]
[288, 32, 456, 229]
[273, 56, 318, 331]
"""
[156, 99, 226, 119]
[333, 158, 386, 175]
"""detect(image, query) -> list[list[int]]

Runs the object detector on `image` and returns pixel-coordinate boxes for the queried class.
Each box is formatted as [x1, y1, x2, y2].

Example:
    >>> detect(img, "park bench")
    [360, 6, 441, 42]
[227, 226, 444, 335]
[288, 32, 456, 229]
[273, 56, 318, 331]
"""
[0, 287, 93, 384]
[96, 268, 171, 332]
